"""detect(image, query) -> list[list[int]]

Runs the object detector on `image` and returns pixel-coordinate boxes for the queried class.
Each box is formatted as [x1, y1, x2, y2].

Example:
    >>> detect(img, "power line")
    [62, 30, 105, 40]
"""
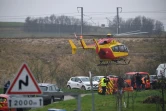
[0, 10, 165, 18]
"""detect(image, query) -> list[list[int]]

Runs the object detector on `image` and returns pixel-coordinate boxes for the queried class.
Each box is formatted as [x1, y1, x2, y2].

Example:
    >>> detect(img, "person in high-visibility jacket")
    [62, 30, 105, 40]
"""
[101, 76, 109, 95]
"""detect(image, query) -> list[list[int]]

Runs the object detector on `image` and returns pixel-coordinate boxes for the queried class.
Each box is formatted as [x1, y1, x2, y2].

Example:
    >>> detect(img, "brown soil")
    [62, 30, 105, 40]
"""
[143, 96, 165, 104]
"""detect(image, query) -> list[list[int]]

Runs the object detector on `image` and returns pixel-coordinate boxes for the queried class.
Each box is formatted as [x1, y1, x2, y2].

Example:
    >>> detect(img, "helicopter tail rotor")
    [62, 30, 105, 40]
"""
[68, 40, 77, 54]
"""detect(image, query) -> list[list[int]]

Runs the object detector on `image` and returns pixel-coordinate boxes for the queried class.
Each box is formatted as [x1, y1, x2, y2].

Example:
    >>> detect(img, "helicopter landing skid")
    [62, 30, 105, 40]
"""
[116, 59, 131, 65]
[97, 59, 130, 66]
[97, 61, 112, 66]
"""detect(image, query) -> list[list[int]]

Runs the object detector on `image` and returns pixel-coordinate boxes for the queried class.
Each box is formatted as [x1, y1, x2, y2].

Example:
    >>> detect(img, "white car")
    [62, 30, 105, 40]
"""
[92, 76, 104, 82]
[67, 76, 98, 90]
[92, 76, 104, 87]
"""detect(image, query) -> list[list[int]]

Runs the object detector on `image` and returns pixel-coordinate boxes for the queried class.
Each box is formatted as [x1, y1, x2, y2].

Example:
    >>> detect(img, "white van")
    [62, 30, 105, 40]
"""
[156, 63, 166, 77]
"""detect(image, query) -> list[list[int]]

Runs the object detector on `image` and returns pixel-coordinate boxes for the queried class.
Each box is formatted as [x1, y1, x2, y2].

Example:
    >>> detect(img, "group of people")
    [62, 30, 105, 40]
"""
[131, 72, 147, 91]
[100, 75, 125, 95]
[100, 72, 147, 95]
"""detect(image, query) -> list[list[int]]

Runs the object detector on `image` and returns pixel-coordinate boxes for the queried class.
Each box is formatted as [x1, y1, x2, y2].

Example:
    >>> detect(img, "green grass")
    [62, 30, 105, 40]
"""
[0, 22, 24, 27]
[29, 90, 166, 111]
[0, 88, 3, 94]
[62, 88, 95, 94]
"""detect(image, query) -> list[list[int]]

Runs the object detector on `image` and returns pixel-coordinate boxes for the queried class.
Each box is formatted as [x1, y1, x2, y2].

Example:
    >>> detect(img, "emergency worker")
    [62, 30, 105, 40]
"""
[141, 77, 146, 90]
[101, 76, 109, 95]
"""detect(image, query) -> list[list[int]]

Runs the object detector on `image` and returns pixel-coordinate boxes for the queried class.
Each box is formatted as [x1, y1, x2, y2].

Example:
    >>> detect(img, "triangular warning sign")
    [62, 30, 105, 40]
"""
[6, 63, 42, 95]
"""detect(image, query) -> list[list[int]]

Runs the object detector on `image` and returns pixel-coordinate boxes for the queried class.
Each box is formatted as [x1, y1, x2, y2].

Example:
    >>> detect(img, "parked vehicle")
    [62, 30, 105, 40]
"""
[67, 76, 98, 90]
[149, 75, 158, 89]
[98, 75, 132, 94]
[123, 72, 151, 89]
[37, 83, 64, 105]
[0, 94, 26, 111]
[156, 63, 166, 78]
[92, 76, 104, 84]
[107, 75, 119, 93]
[107, 75, 118, 78]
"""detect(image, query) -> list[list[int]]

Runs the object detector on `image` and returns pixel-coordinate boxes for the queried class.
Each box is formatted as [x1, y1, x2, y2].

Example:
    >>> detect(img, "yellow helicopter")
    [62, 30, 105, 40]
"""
[68, 33, 130, 66]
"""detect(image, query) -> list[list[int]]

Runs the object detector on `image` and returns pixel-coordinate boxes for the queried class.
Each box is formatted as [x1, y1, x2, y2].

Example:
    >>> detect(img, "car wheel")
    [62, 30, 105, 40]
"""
[50, 97, 54, 104]
[67, 85, 71, 89]
[81, 86, 86, 90]
[60, 96, 64, 101]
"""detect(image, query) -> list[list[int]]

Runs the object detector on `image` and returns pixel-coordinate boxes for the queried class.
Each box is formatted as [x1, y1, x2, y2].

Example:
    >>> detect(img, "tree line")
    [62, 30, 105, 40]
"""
[108, 16, 164, 34]
[24, 15, 95, 34]
[23, 14, 164, 34]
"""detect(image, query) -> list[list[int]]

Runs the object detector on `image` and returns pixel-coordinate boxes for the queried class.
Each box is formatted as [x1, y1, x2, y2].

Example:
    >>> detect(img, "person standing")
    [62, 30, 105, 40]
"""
[4, 81, 10, 94]
[141, 77, 146, 90]
[117, 76, 125, 94]
[135, 73, 141, 91]
[131, 75, 135, 88]
[101, 76, 108, 95]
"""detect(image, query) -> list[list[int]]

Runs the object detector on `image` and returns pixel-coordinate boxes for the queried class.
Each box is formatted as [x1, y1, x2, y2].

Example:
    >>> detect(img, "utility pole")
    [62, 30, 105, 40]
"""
[89, 71, 95, 111]
[77, 7, 83, 36]
[117, 7, 122, 34]
[161, 68, 165, 111]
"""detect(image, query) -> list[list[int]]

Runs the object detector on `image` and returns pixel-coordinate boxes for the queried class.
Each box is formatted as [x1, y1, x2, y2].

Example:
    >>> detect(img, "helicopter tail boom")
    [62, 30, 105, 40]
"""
[80, 39, 95, 49]
[68, 40, 77, 54]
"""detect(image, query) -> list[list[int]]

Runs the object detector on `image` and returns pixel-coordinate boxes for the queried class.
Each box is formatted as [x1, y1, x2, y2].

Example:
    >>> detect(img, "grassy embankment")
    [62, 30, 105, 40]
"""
[29, 90, 165, 111]
[0, 88, 165, 111]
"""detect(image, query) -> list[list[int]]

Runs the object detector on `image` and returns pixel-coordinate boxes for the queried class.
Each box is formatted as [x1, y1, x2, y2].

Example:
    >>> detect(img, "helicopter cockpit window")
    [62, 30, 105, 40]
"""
[123, 45, 128, 52]
[112, 46, 119, 52]
[112, 45, 128, 52]
[119, 45, 125, 52]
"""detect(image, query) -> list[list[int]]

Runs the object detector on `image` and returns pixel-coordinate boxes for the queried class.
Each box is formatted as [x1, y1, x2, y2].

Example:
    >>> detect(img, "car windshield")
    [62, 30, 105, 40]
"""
[80, 77, 90, 82]
[39, 86, 47, 91]
[99, 76, 104, 79]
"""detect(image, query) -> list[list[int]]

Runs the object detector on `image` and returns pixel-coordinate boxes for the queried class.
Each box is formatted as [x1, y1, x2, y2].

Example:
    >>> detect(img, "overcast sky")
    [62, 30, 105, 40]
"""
[0, 0, 166, 28]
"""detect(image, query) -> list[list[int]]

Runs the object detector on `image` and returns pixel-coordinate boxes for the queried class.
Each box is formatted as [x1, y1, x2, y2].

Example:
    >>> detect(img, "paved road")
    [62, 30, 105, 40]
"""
[64, 94, 90, 101]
